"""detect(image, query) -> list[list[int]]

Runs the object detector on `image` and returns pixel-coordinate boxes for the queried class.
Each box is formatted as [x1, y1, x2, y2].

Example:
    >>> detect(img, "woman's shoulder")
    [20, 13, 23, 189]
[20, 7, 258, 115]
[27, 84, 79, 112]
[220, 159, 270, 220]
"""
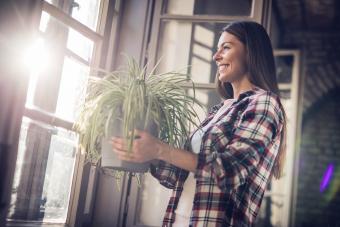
[243, 87, 284, 122]
[247, 87, 281, 106]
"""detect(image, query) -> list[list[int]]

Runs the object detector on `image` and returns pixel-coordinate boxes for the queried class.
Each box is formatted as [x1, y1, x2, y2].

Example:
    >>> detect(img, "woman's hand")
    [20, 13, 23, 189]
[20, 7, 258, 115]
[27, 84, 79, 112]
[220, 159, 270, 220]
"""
[112, 129, 198, 172]
[111, 129, 169, 163]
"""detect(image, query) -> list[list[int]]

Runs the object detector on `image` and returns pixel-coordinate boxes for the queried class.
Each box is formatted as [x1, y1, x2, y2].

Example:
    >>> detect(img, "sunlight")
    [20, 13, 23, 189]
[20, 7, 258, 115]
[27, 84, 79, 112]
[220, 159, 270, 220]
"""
[23, 38, 50, 75]
[24, 37, 50, 107]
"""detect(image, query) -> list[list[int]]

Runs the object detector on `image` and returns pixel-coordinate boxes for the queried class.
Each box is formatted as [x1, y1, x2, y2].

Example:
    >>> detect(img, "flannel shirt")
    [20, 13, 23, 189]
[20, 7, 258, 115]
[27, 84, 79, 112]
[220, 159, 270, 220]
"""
[150, 86, 284, 227]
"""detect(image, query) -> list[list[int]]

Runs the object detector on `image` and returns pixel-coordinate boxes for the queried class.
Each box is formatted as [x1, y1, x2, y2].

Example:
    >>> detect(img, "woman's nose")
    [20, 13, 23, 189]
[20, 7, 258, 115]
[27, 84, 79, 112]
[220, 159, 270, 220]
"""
[213, 51, 221, 62]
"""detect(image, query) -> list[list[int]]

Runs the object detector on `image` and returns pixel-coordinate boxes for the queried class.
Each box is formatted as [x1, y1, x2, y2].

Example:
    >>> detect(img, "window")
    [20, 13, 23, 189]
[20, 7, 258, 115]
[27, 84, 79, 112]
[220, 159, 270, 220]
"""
[7, 0, 111, 225]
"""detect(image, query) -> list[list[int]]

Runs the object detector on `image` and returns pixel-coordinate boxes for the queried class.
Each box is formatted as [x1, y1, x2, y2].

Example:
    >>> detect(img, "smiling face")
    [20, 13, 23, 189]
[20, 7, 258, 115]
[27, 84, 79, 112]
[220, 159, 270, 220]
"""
[213, 32, 249, 83]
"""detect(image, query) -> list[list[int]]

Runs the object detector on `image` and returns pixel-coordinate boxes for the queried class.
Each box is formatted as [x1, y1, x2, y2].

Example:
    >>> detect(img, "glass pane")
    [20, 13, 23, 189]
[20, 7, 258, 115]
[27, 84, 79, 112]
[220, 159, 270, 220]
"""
[164, 0, 253, 16]
[26, 12, 93, 115]
[279, 89, 291, 99]
[158, 21, 227, 84]
[66, 28, 94, 62]
[70, 0, 102, 31]
[8, 117, 77, 222]
[275, 55, 293, 83]
[44, 0, 62, 9]
[40, 11, 94, 62]
[187, 88, 222, 124]
[45, 0, 102, 31]
[55, 57, 90, 122]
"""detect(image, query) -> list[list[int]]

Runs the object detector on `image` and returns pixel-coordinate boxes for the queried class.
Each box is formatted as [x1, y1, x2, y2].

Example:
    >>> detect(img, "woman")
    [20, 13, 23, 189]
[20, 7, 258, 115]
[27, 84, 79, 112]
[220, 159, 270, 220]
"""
[112, 21, 286, 227]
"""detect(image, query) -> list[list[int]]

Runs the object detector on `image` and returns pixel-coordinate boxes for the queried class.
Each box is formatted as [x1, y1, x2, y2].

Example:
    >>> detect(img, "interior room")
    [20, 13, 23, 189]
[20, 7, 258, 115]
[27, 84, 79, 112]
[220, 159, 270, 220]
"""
[1, 0, 339, 226]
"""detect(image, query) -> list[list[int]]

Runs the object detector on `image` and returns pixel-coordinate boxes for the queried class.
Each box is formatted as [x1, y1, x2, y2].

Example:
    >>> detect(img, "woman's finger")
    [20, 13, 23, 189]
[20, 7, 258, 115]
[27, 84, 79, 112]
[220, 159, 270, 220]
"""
[116, 152, 144, 163]
[133, 129, 144, 138]
[111, 137, 128, 151]
[111, 137, 124, 145]
[111, 141, 126, 152]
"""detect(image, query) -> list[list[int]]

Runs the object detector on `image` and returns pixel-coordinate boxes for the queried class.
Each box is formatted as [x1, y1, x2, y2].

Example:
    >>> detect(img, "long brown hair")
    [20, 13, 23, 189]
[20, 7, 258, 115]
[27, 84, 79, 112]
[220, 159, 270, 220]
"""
[216, 21, 287, 179]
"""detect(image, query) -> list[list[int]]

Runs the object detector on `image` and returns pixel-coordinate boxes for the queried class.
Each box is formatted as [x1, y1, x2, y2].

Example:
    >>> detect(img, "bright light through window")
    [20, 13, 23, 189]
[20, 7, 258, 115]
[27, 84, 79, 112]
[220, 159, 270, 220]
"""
[55, 57, 90, 122]
[23, 38, 50, 75]
[24, 37, 50, 108]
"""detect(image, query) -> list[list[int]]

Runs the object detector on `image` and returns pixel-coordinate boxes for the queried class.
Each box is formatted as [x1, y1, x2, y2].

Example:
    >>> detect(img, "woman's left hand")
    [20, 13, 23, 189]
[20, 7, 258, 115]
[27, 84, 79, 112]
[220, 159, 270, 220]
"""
[111, 129, 166, 163]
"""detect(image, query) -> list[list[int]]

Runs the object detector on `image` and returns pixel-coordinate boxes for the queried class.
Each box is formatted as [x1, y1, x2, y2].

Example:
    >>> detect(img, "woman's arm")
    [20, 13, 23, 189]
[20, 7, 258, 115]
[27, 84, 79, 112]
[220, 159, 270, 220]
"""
[111, 131, 198, 172]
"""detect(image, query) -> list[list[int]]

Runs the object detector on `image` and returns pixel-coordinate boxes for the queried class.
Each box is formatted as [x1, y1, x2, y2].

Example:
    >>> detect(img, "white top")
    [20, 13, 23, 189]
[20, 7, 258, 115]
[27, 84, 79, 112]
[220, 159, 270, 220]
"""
[173, 100, 234, 226]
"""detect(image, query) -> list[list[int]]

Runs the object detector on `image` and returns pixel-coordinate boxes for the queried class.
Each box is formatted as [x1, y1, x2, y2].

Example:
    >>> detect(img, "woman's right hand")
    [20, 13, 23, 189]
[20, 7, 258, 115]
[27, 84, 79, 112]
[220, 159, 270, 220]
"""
[111, 129, 170, 163]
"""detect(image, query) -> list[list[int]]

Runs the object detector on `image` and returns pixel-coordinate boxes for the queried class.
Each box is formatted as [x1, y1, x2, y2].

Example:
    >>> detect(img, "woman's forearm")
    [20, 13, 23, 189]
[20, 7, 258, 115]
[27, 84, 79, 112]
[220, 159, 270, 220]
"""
[157, 142, 198, 173]
[112, 131, 198, 172]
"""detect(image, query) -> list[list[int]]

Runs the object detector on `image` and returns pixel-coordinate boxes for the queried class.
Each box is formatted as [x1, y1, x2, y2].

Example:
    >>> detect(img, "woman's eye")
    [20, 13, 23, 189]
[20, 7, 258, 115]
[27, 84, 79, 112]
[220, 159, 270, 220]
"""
[223, 46, 230, 50]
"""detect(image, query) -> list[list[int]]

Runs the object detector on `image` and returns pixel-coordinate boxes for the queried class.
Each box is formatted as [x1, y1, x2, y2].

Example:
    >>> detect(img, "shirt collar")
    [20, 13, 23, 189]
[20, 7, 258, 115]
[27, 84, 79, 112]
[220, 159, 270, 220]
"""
[237, 86, 261, 101]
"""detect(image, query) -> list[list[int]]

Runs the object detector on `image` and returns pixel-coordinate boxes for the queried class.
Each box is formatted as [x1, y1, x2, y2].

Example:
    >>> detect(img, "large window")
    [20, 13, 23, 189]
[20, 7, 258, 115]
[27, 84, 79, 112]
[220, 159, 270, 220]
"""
[7, 0, 112, 225]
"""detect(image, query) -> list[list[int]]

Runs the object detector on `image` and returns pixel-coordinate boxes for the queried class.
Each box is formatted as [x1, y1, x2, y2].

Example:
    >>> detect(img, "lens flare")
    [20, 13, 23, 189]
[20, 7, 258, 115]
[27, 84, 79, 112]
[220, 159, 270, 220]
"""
[320, 164, 334, 192]
[22, 38, 50, 74]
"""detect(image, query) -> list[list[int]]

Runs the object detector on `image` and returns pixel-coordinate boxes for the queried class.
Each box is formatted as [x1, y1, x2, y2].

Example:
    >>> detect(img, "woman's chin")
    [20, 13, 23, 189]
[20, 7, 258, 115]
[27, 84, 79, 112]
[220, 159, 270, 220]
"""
[219, 75, 231, 83]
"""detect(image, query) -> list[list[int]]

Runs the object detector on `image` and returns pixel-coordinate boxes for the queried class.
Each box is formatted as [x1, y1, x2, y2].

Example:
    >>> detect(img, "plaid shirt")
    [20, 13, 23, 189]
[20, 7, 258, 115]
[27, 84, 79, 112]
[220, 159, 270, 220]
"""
[150, 87, 284, 227]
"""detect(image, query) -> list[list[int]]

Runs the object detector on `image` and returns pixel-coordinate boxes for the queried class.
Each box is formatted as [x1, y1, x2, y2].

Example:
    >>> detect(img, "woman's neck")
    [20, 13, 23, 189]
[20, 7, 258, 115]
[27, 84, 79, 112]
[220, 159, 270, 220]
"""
[231, 77, 254, 100]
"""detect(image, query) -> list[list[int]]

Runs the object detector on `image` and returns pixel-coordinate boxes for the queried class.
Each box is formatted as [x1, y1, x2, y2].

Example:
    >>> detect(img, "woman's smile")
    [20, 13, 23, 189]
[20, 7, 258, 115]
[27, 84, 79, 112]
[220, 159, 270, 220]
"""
[218, 64, 230, 73]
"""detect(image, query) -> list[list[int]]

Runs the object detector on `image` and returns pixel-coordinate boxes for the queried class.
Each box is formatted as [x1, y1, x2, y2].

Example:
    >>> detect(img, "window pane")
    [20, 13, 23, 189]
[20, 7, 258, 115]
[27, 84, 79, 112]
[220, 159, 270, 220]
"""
[70, 0, 102, 31]
[55, 57, 90, 122]
[158, 21, 226, 84]
[164, 0, 253, 16]
[40, 11, 94, 62]
[276, 55, 293, 83]
[8, 117, 77, 222]
[45, 0, 102, 31]
[66, 28, 94, 62]
[280, 89, 291, 99]
[187, 88, 222, 123]
[26, 12, 94, 114]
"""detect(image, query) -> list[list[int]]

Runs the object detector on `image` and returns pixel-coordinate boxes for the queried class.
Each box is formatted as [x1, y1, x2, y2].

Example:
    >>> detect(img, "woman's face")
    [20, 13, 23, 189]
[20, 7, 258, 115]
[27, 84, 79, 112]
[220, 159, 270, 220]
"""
[213, 32, 249, 83]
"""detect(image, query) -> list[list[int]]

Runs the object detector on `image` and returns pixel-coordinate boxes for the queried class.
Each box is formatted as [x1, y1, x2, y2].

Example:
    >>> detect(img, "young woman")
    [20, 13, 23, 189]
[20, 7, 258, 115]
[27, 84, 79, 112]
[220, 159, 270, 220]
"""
[112, 21, 286, 227]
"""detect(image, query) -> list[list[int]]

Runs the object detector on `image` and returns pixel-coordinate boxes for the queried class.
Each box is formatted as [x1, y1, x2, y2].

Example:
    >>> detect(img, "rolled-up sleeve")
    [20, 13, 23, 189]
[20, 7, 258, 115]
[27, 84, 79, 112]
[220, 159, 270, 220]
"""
[150, 160, 183, 189]
[194, 93, 282, 191]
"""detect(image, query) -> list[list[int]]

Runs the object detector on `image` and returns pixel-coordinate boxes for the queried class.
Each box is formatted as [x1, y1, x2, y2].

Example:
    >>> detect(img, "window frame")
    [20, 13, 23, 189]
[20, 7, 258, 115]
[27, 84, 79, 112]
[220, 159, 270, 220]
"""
[6, 0, 118, 226]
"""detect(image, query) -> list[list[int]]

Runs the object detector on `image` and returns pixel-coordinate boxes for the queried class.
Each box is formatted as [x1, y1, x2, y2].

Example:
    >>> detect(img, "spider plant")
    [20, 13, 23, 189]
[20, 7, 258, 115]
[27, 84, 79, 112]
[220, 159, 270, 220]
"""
[74, 56, 202, 171]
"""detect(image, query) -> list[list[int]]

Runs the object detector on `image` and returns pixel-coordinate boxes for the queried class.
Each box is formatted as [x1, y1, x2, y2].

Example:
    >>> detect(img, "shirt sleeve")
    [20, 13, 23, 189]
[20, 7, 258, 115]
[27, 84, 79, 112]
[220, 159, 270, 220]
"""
[194, 92, 282, 191]
[150, 139, 191, 189]
[149, 160, 184, 189]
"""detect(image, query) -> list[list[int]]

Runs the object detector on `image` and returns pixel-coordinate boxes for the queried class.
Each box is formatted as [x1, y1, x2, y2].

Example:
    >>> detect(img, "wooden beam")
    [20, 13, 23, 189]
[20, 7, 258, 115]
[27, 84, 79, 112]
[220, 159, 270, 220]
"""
[42, 1, 103, 42]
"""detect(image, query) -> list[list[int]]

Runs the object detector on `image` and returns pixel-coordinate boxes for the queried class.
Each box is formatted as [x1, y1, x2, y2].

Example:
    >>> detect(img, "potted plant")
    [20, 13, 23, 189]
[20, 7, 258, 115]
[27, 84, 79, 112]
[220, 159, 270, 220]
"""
[74, 56, 202, 173]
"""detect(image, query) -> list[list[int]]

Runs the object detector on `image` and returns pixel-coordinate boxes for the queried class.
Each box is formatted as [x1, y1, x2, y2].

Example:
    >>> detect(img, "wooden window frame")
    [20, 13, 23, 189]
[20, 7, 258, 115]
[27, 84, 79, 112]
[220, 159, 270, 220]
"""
[6, 0, 121, 226]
